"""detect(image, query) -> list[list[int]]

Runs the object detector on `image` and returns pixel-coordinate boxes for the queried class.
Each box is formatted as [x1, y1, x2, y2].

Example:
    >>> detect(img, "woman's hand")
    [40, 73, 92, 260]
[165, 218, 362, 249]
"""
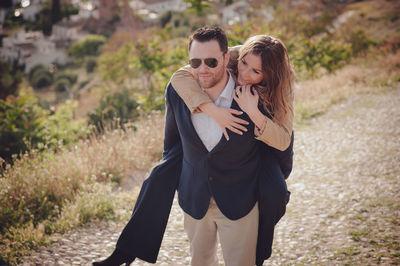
[199, 102, 249, 141]
[233, 84, 259, 115]
[234, 85, 267, 132]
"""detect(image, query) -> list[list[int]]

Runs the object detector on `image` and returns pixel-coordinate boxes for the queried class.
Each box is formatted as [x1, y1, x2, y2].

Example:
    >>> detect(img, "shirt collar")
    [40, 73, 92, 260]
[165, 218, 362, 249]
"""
[217, 71, 235, 102]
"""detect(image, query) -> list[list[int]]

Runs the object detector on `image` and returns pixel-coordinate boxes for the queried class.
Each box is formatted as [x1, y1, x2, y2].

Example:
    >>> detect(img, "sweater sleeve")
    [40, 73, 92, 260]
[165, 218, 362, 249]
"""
[170, 65, 211, 113]
[255, 91, 294, 151]
[170, 46, 242, 113]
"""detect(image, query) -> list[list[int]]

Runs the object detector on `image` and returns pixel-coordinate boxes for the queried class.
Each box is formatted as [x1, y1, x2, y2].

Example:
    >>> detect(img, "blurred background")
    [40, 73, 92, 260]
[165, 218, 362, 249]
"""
[0, 0, 399, 265]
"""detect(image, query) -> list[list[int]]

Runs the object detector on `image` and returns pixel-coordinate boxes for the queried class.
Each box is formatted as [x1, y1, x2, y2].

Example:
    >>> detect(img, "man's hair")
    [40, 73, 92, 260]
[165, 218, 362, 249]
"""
[189, 26, 228, 54]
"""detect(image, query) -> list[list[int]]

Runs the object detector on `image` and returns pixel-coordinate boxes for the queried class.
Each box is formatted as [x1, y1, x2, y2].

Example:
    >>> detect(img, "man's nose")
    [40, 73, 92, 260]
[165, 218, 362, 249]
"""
[198, 62, 209, 72]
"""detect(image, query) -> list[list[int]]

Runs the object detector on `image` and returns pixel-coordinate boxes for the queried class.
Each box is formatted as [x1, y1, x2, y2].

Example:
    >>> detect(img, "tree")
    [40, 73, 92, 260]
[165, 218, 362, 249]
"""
[0, 60, 23, 100]
[68, 35, 107, 58]
[51, 0, 62, 24]
[183, 0, 213, 16]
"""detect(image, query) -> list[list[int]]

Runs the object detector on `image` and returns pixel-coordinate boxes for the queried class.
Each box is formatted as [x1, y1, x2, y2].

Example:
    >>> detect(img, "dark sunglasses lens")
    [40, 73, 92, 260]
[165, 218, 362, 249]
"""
[204, 58, 218, 68]
[189, 59, 202, 68]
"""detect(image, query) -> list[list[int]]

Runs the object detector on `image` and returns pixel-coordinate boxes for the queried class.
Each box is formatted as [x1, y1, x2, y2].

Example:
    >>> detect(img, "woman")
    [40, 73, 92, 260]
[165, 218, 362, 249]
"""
[93, 35, 294, 266]
[171, 34, 294, 151]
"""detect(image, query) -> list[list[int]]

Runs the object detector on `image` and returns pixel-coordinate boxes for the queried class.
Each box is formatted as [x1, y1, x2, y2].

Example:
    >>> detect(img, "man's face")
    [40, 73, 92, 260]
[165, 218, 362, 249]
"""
[189, 40, 229, 89]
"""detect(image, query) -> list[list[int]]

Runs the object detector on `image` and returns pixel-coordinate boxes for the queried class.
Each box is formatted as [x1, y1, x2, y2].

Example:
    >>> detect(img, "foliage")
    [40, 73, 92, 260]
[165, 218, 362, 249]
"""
[98, 32, 187, 113]
[88, 90, 140, 132]
[2, 5, 24, 29]
[68, 35, 107, 58]
[0, 89, 89, 163]
[28, 65, 53, 89]
[54, 71, 78, 85]
[0, 110, 165, 264]
[0, 60, 23, 100]
[183, 0, 214, 16]
[161, 10, 173, 28]
[31, 70, 53, 89]
[348, 28, 377, 56]
[54, 77, 71, 92]
[0, 89, 47, 163]
[51, 0, 62, 24]
[86, 58, 97, 73]
[289, 36, 352, 77]
[34, 0, 53, 36]
[28, 64, 47, 82]
[61, 2, 79, 18]
[28, 66, 78, 91]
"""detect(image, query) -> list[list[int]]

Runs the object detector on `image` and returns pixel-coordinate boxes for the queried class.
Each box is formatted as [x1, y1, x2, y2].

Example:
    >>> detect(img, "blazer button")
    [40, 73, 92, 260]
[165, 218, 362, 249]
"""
[209, 176, 213, 181]
[207, 154, 212, 159]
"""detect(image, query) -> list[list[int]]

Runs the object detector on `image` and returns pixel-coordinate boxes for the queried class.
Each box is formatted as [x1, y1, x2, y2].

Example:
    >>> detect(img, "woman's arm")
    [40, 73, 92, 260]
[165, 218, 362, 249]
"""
[170, 46, 248, 140]
[170, 65, 211, 113]
[170, 46, 241, 112]
[234, 85, 294, 151]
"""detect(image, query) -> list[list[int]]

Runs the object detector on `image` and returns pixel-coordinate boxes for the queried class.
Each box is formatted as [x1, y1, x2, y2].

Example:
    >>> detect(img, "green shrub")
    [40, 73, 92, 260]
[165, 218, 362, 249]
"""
[28, 64, 47, 82]
[288, 36, 351, 78]
[54, 71, 77, 84]
[54, 77, 71, 92]
[349, 29, 376, 56]
[0, 89, 89, 163]
[0, 89, 48, 163]
[0, 60, 23, 100]
[68, 34, 107, 58]
[161, 10, 173, 27]
[86, 58, 97, 73]
[78, 80, 90, 90]
[30, 69, 53, 89]
[88, 90, 140, 132]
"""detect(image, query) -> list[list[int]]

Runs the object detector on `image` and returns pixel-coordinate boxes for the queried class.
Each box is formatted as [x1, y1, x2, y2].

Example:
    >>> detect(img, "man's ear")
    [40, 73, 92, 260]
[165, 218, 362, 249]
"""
[224, 52, 230, 67]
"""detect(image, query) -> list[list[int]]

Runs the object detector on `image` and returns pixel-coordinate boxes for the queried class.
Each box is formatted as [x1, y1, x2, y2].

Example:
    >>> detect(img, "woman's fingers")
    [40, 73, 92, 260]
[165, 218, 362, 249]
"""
[227, 125, 243, 135]
[231, 122, 247, 132]
[228, 108, 243, 116]
[233, 117, 249, 126]
[223, 129, 229, 141]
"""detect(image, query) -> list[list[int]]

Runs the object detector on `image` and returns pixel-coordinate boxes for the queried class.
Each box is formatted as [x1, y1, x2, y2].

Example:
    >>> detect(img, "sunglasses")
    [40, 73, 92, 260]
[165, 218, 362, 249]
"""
[189, 58, 219, 69]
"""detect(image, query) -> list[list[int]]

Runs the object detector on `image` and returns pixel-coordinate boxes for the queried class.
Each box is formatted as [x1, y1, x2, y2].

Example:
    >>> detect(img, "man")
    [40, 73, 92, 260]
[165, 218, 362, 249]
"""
[163, 26, 261, 266]
[93, 26, 292, 266]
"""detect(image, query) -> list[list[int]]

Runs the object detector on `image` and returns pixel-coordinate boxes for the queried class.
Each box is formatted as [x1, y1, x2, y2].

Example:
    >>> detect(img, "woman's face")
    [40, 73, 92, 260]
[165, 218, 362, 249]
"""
[237, 53, 264, 86]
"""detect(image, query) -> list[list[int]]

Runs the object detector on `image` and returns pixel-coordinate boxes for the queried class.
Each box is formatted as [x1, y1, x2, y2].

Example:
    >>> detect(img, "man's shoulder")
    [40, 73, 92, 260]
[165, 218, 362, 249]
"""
[165, 82, 184, 103]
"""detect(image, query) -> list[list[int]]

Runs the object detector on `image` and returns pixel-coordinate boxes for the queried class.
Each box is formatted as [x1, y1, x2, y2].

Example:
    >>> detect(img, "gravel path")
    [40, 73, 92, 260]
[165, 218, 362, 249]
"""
[20, 88, 400, 265]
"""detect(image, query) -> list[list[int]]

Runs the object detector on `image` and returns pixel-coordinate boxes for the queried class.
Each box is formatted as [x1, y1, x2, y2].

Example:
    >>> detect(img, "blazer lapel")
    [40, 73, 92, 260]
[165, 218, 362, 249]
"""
[181, 103, 209, 153]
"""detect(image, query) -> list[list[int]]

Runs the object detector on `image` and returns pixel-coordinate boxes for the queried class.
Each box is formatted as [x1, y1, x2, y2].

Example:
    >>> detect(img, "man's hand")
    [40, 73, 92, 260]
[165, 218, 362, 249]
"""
[199, 102, 249, 140]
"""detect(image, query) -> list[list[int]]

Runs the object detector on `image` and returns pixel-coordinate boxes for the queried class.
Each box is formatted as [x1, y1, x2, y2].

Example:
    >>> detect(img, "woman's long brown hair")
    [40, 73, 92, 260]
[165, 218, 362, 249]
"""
[238, 35, 294, 125]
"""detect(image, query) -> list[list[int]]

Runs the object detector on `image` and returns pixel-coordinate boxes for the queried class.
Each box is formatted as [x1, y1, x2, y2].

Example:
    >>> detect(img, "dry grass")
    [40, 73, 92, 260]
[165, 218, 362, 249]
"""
[0, 111, 164, 264]
[294, 49, 400, 124]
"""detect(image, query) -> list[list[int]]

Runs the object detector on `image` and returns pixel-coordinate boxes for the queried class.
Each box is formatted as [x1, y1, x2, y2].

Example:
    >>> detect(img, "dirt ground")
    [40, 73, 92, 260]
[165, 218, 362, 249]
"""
[20, 88, 400, 265]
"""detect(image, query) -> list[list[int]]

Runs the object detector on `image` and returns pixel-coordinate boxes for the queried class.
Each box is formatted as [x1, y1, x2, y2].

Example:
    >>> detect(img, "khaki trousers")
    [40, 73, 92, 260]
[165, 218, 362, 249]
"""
[183, 198, 259, 266]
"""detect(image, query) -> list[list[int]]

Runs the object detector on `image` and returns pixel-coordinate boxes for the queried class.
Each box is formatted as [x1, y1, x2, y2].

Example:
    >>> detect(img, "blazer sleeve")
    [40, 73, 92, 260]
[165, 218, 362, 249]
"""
[116, 84, 183, 263]
[163, 83, 183, 157]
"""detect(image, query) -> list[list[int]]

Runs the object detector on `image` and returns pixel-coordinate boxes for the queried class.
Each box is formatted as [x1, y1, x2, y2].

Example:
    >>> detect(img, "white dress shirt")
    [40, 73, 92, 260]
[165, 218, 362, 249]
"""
[191, 72, 235, 152]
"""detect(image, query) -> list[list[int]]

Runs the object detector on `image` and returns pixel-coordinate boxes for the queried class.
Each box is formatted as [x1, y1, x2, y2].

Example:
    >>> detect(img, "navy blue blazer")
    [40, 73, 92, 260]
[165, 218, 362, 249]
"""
[116, 83, 293, 265]
[164, 83, 262, 220]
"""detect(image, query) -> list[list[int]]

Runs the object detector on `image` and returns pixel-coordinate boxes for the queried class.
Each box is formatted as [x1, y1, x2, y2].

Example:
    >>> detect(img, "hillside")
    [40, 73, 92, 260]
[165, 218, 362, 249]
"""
[1, 0, 399, 265]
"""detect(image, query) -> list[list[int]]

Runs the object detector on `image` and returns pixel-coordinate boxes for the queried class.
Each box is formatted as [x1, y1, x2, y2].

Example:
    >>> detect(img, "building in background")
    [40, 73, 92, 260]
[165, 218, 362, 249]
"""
[1, 30, 69, 73]
[22, 0, 45, 22]
[145, 0, 187, 13]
